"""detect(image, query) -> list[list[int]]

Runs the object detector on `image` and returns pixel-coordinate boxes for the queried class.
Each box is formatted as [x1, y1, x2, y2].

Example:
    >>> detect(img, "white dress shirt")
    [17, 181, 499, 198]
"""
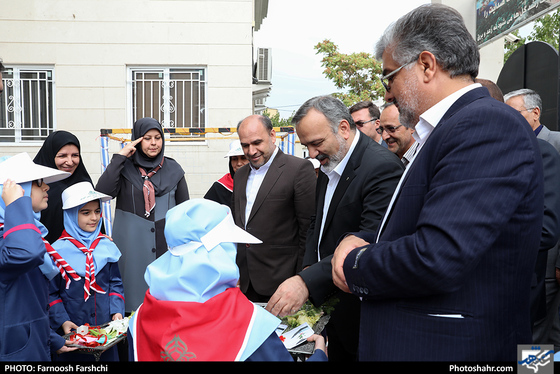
[376, 83, 482, 242]
[317, 131, 360, 260]
[244, 146, 279, 228]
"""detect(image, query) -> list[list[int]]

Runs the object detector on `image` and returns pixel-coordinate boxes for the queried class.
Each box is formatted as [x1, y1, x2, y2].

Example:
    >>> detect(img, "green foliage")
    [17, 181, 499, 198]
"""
[314, 39, 384, 106]
[262, 109, 294, 127]
[504, 9, 559, 63]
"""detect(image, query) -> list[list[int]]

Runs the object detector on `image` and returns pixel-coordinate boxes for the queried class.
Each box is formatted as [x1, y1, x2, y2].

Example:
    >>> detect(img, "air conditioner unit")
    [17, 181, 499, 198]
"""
[257, 48, 272, 82]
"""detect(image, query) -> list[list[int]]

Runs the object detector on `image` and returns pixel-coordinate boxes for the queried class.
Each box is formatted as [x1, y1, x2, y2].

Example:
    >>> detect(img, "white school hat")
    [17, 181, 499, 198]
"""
[0, 152, 71, 185]
[61, 181, 112, 209]
[224, 139, 244, 158]
[145, 198, 261, 302]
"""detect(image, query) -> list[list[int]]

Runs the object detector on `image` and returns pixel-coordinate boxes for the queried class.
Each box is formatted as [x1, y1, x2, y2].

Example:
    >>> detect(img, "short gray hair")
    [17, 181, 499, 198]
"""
[504, 88, 542, 115]
[375, 4, 479, 80]
[292, 95, 356, 133]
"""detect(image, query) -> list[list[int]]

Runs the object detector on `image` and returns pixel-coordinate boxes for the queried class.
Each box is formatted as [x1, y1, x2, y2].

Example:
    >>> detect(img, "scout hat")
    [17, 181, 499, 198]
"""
[0, 152, 70, 185]
[61, 181, 112, 210]
[224, 139, 244, 157]
[145, 198, 261, 303]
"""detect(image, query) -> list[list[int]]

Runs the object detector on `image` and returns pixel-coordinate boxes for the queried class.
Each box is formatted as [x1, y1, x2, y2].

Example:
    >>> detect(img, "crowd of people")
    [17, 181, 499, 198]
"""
[1, 3, 560, 363]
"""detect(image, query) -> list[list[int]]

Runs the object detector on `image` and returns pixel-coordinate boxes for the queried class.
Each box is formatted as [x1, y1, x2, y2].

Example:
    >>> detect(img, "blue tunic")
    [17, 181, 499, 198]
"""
[48, 237, 125, 362]
[0, 197, 65, 361]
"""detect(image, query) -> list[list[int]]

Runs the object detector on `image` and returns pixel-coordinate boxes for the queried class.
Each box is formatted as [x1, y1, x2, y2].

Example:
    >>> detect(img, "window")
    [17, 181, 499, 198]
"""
[0, 67, 55, 143]
[130, 68, 206, 138]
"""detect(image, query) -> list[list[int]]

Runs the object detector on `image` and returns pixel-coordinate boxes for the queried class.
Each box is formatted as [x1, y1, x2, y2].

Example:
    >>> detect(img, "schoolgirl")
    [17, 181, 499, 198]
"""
[0, 153, 72, 361]
[48, 182, 124, 361]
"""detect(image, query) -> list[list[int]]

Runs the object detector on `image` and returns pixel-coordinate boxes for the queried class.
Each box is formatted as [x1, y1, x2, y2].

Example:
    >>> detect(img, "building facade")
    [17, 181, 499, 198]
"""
[0, 0, 274, 198]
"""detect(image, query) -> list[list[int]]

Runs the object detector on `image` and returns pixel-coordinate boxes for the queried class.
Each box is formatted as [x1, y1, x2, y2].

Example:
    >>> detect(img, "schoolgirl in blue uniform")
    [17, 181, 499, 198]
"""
[0, 153, 72, 361]
[48, 181, 124, 361]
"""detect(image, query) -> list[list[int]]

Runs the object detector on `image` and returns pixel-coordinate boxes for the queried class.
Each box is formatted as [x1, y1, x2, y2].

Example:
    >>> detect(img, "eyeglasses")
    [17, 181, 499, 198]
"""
[376, 125, 403, 135]
[355, 118, 376, 127]
[518, 107, 535, 113]
[35, 178, 43, 187]
[380, 60, 416, 92]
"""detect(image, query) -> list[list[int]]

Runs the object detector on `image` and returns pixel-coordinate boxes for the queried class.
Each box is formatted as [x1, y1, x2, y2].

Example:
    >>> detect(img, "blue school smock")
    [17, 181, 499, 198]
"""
[0, 197, 65, 361]
[48, 235, 124, 362]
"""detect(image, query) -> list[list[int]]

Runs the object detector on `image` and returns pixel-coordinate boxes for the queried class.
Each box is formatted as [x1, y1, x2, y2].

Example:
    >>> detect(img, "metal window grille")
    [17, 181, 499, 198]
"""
[0, 67, 55, 143]
[131, 68, 206, 138]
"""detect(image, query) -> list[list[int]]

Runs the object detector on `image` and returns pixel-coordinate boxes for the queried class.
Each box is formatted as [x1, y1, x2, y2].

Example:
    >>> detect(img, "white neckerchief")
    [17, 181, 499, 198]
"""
[317, 131, 360, 260]
[244, 146, 279, 228]
[376, 83, 481, 242]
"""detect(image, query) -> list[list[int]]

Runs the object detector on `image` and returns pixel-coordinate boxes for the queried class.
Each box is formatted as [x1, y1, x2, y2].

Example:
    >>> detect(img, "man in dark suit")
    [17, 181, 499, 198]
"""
[332, 4, 544, 361]
[348, 100, 387, 148]
[266, 95, 404, 361]
[504, 88, 560, 350]
[233, 114, 316, 302]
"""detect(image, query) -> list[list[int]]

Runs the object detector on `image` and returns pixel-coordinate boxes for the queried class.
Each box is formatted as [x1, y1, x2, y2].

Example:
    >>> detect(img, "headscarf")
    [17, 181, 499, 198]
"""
[145, 199, 261, 302]
[121, 118, 185, 213]
[53, 200, 121, 299]
[130, 199, 281, 361]
[0, 153, 71, 279]
[33, 131, 93, 243]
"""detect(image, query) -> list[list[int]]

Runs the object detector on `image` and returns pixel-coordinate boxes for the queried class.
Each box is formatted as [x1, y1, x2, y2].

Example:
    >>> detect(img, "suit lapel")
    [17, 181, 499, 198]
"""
[247, 149, 285, 224]
[378, 86, 488, 239]
[236, 165, 250, 227]
[319, 133, 365, 238]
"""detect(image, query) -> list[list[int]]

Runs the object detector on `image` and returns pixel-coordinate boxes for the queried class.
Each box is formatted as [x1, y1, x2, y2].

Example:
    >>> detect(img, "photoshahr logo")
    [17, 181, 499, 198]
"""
[517, 345, 554, 374]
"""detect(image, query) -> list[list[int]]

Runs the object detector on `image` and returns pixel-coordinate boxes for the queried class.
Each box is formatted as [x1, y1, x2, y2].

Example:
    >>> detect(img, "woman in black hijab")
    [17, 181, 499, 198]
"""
[33, 130, 93, 243]
[96, 118, 189, 313]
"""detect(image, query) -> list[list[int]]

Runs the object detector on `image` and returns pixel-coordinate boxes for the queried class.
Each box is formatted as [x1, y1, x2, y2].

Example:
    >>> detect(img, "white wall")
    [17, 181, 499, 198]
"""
[0, 0, 257, 198]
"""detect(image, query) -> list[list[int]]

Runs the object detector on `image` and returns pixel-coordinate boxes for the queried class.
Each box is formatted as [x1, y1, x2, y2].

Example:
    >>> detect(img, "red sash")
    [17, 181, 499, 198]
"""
[217, 173, 234, 192]
[59, 230, 105, 301]
[134, 287, 256, 361]
[0, 223, 81, 287]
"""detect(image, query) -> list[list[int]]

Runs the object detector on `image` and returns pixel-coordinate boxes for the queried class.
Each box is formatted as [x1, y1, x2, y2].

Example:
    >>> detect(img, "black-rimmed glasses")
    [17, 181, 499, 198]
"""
[376, 125, 403, 134]
[380, 60, 416, 92]
[355, 118, 376, 127]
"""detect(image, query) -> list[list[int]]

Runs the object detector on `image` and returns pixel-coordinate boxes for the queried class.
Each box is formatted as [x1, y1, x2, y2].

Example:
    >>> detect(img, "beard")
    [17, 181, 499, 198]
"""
[318, 133, 348, 173]
[395, 74, 421, 128]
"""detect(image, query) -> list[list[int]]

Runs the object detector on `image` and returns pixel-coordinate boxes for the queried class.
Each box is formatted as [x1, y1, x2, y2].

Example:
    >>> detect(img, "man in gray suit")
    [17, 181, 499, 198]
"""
[505, 88, 560, 350]
[233, 114, 316, 303]
[505, 88, 560, 148]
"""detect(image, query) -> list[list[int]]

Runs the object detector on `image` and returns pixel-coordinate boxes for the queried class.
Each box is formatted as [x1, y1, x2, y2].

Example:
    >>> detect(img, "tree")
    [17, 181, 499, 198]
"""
[314, 39, 384, 106]
[504, 9, 559, 62]
[262, 109, 293, 127]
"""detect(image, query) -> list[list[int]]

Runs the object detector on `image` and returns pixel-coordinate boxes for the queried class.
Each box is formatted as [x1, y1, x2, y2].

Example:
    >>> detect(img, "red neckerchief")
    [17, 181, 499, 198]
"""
[138, 158, 164, 217]
[134, 287, 255, 361]
[217, 173, 234, 192]
[0, 223, 81, 288]
[59, 230, 105, 301]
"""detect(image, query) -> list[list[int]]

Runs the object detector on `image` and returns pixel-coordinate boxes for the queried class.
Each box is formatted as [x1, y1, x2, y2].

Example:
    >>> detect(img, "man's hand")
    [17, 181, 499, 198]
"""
[332, 235, 369, 293]
[266, 275, 309, 317]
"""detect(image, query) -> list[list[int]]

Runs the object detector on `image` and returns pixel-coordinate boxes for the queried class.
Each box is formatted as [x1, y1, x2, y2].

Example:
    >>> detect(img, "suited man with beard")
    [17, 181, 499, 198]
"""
[266, 95, 404, 361]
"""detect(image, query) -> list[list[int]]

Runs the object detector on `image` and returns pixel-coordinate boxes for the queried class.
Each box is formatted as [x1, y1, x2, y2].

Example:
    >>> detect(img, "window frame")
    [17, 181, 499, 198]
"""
[126, 66, 207, 141]
[0, 65, 56, 144]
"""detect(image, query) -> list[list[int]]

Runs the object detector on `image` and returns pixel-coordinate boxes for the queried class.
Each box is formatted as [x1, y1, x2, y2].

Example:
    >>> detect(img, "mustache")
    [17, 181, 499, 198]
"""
[316, 154, 328, 162]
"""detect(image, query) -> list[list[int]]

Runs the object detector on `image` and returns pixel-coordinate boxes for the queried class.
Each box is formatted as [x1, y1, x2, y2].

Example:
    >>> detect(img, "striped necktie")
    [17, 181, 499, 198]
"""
[60, 230, 105, 301]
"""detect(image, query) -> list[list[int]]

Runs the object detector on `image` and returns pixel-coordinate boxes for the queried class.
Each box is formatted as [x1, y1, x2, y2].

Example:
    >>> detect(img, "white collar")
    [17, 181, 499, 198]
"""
[322, 130, 360, 178]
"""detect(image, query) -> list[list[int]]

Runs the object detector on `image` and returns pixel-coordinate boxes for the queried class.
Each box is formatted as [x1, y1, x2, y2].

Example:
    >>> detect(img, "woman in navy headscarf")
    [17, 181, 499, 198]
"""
[96, 118, 189, 313]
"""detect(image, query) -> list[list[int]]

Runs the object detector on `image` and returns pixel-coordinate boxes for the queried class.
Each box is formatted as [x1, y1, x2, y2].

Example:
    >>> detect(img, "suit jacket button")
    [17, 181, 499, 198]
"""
[246, 244, 250, 248]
